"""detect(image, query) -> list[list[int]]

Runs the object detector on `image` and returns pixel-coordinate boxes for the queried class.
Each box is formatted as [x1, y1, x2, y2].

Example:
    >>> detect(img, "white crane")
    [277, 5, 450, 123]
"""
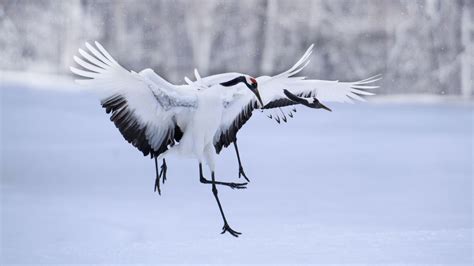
[71, 42, 379, 237]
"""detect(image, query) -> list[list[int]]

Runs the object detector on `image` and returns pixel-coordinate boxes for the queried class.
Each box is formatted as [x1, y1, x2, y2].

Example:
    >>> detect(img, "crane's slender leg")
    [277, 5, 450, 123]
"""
[201, 147, 242, 237]
[199, 163, 247, 189]
[154, 158, 168, 195]
[154, 157, 161, 195]
[233, 139, 250, 182]
[210, 171, 242, 237]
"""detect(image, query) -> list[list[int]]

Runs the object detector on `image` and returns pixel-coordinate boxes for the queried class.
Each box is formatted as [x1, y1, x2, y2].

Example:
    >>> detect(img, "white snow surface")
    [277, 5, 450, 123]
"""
[1, 81, 472, 264]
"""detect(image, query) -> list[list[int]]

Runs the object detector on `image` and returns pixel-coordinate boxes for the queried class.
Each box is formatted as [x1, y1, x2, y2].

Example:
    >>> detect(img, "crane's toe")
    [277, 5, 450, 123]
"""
[229, 182, 248, 189]
[221, 223, 242, 237]
[238, 166, 250, 182]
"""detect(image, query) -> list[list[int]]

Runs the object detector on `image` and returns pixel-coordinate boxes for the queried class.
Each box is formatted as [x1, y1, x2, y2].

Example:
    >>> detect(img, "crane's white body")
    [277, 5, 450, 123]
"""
[166, 84, 227, 170]
[139, 68, 251, 170]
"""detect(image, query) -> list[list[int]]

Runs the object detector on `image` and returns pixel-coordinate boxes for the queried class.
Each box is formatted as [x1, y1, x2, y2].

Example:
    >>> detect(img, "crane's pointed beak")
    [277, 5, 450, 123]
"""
[253, 88, 264, 108]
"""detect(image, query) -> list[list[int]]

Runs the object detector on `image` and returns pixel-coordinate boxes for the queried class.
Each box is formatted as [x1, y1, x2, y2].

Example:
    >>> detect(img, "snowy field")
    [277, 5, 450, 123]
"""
[1, 82, 472, 264]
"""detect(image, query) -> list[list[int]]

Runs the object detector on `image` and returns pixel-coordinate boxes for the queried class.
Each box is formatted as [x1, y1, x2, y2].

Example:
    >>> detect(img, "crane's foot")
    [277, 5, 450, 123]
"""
[221, 223, 242, 237]
[238, 166, 250, 182]
[227, 182, 247, 189]
[160, 159, 167, 184]
[200, 177, 247, 189]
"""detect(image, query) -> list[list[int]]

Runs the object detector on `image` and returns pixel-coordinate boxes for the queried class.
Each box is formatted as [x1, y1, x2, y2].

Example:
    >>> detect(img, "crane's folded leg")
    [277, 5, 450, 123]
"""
[233, 139, 250, 182]
[199, 163, 247, 189]
[154, 158, 167, 195]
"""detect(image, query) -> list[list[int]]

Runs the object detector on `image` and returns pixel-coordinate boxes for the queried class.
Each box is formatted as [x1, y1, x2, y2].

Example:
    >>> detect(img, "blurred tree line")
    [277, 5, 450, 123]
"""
[0, 0, 472, 96]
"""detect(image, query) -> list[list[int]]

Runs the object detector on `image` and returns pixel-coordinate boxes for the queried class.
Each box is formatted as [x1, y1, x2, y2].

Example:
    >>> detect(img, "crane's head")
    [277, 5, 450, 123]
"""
[220, 75, 264, 107]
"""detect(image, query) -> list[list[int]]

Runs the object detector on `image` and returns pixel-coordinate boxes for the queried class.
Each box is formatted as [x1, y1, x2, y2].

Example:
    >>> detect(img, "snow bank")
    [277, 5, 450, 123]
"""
[1, 82, 472, 264]
[0, 71, 80, 92]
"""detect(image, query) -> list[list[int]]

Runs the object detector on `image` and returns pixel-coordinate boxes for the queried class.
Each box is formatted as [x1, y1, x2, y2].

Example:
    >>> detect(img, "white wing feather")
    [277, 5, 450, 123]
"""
[257, 44, 378, 107]
[70, 42, 196, 157]
[258, 75, 379, 105]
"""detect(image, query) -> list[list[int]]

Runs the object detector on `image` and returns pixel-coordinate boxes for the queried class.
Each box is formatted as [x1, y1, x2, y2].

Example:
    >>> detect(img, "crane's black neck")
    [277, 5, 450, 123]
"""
[220, 76, 248, 87]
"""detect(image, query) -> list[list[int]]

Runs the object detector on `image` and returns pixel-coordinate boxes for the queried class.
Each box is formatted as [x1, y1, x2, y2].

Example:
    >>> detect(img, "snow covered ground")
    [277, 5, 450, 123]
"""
[1, 81, 472, 264]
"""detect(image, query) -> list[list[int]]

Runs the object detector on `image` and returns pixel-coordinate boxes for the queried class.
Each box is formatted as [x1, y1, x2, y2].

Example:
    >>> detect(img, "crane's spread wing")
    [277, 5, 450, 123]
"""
[257, 44, 379, 122]
[214, 44, 380, 150]
[70, 42, 196, 158]
[259, 75, 380, 107]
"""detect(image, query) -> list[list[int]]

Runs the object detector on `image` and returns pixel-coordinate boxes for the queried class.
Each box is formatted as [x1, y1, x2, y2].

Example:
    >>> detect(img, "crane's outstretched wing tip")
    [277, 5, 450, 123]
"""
[70, 66, 97, 79]
[85, 41, 104, 50]
[194, 68, 202, 81]
[70, 66, 81, 75]
[357, 74, 383, 84]
[84, 41, 94, 50]
[349, 75, 380, 101]
[184, 76, 193, 85]
[350, 88, 376, 96]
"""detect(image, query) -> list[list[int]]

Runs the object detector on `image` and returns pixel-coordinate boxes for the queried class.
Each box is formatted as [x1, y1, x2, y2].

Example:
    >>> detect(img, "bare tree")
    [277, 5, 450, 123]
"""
[461, 0, 473, 98]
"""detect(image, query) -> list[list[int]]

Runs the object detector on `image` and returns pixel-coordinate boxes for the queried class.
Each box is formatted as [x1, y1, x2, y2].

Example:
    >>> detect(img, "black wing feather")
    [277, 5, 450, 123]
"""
[213, 89, 318, 154]
[262, 91, 313, 109]
[214, 100, 258, 154]
[101, 94, 179, 158]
